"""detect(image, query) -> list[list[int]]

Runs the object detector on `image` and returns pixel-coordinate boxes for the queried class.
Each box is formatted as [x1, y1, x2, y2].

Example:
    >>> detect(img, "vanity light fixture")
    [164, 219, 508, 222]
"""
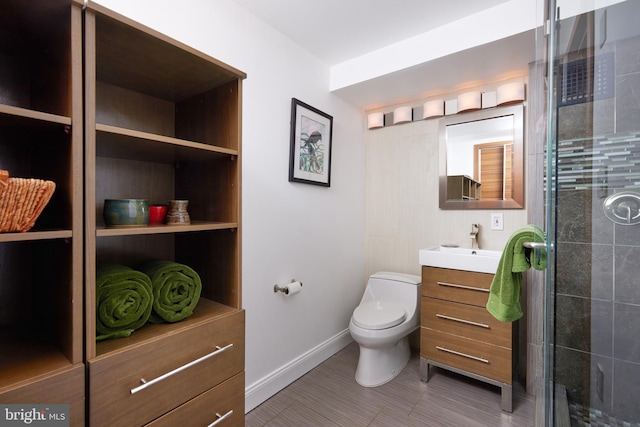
[482, 91, 497, 109]
[367, 112, 385, 129]
[444, 99, 458, 115]
[422, 100, 444, 119]
[456, 91, 482, 113]
[496, 82, 525, 105]
[393, 106, 413, 124]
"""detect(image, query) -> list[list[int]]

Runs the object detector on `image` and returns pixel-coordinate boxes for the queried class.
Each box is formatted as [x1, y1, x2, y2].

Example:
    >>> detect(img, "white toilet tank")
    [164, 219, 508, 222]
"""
[361, 272, 421, 307]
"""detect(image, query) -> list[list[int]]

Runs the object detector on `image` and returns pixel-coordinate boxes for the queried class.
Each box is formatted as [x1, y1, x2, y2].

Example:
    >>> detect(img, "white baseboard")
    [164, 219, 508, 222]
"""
[244, 329, 354, 413]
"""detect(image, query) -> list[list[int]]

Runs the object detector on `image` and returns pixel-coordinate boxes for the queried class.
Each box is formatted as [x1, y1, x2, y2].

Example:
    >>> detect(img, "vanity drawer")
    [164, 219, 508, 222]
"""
[421, 297, 511, 348]
[422, 266, 493, 306]
[422, 328, 511, 384]
[147, 371, 244, 427]
[89, 309, 244, 427]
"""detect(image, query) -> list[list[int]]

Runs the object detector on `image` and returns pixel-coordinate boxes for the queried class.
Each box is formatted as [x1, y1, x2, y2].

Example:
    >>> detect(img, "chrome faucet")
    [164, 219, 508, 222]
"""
[470, 223, 479, 249]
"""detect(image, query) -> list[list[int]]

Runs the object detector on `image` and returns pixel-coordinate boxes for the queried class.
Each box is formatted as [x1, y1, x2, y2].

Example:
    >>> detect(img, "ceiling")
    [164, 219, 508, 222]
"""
[233, 0, 511, 66]
[234, 0, 537, 109]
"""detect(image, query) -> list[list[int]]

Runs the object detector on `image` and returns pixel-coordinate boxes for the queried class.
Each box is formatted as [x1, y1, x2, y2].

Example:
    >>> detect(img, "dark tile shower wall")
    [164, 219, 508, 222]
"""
[554, 31, 640, 423]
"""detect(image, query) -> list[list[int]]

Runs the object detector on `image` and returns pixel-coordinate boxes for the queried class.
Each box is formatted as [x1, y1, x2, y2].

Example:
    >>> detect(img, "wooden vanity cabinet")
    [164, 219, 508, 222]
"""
[0, 0, 85, 424]
[420, 266, 515, 412]
[84, 3, 246, 425]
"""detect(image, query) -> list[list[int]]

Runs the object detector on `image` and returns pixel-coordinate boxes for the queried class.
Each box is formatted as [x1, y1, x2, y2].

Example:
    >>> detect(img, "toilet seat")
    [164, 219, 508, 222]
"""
[352, 301, 406, 330]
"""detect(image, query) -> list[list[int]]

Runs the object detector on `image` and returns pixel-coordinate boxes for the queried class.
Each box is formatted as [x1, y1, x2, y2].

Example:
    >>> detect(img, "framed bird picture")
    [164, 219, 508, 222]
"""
[288, 98, 333, 187]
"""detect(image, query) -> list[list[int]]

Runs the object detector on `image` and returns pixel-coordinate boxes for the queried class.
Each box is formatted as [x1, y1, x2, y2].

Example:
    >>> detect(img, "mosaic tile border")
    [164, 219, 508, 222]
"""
[552, 132, 640, 191]
[569, 402, 639, 427]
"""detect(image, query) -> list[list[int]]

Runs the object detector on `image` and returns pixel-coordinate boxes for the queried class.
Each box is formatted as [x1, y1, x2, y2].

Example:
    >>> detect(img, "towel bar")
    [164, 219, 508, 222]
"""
[522, 241, 547, 249]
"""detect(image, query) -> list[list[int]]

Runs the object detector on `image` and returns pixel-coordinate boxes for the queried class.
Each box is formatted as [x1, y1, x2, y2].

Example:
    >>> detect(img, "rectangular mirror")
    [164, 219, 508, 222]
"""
[439, 104, 524, 209]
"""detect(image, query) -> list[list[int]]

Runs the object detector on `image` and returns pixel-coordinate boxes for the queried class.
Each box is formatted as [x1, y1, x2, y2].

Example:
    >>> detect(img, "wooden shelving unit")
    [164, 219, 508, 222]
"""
[83, 2, 245, 425]
[1, 2, 245, 424]
[447, 175, 482, 200]
[0, 0, 85, 423]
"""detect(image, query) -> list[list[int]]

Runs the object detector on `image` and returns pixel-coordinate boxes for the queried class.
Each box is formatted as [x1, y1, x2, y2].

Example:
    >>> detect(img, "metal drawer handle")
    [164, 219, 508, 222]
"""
[436, 346, 489, 364]
[130, 343, 234, 394]
[436, 313, 489, 329]
[208, 409, 234, 427]
[437, 281, 489, 293]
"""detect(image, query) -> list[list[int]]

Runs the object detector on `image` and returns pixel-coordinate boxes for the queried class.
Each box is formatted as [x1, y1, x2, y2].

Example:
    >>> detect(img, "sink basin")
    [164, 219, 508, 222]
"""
[419, 246, 502, 274]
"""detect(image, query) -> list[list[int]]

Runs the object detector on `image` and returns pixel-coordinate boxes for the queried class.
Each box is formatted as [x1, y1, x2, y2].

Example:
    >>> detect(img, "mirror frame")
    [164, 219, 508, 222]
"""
[439, 104, 524, 210]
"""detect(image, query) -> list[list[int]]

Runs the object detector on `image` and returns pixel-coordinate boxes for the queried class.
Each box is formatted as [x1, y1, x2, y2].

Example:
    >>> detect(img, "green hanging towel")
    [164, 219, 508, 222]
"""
[486, 225, 547, 322]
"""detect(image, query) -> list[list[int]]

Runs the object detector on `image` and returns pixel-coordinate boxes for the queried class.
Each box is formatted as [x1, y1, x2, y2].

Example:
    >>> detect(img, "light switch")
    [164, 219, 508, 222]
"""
[490, 213, 504, 230]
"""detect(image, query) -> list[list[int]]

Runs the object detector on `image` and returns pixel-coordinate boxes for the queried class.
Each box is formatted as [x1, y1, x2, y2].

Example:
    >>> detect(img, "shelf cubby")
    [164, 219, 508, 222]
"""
[0, 2, 83, 418]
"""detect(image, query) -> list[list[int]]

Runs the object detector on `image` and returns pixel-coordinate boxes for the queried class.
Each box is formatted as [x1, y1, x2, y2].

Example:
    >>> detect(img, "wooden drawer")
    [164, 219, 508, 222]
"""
[422, 266, 493, 307]
[421, 328, 511, 384]
[89, 309, 245, 427]
[0, 363, 85, 427]
[421, 297, 512, 348]
[147, 371, 245, 427]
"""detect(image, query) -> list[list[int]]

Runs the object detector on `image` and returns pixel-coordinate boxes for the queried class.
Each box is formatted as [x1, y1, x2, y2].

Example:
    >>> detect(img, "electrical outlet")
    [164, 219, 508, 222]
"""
[490, 213, 504, 230]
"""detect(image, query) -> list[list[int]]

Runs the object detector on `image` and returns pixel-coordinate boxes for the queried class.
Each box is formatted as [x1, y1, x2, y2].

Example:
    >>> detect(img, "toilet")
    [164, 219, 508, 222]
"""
[349, 271, 422, 387]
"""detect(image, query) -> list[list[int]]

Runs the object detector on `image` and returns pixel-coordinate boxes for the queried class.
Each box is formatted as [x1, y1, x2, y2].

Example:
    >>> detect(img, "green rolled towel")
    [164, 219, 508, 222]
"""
[96, 263, 153, 341]
[137, 260, 202, 323]
[486, 225, 547, 322]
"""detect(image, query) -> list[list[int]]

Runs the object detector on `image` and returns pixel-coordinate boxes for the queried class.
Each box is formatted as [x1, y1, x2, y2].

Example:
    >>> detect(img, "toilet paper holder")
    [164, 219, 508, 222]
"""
[274, 279, 303, 294]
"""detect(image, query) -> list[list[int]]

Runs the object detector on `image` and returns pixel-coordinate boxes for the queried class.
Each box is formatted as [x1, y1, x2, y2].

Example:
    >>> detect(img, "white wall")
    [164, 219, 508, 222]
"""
[92, 0, 366, 412]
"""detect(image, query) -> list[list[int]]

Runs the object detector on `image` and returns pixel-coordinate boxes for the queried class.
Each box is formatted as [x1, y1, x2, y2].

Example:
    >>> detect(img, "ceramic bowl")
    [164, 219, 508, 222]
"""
[103, 199, 149, 227]
[148, 204, 169, 224]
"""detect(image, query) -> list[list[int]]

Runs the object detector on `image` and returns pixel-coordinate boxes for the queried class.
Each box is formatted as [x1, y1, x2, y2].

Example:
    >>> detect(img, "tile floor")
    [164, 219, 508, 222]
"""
[246, 342, 535, 426]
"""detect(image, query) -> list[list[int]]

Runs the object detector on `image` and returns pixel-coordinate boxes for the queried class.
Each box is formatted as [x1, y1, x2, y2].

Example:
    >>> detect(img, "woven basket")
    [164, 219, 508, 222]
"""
[0, 169, 56, 233]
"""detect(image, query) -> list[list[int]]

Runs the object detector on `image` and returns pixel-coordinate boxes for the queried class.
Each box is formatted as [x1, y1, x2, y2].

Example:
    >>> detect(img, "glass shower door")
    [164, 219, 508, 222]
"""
[541, 0, 640, 425]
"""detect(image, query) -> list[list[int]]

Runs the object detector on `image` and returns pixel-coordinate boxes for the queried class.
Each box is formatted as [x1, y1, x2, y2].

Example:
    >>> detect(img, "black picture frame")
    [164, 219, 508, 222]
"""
[288, 98, 333, 187]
